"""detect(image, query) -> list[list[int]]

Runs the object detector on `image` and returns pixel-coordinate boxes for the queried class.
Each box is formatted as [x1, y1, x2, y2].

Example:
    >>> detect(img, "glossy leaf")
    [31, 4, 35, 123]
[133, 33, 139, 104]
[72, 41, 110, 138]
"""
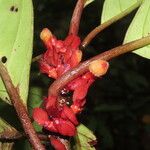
[0, 118, 18, 150]
[84, 0, 94, 7]
[124, 0, 150, 58]
[0, 0, 33, 104]
[101, 0, 140, 23]
[74, 124, 97, 150]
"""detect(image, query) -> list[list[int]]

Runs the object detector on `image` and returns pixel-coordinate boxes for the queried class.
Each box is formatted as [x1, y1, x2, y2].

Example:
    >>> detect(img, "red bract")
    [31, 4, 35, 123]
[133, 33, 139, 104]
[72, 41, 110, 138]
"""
[61, 105, 78, 125]
[33, 26, 109, 150]
[67, 72, 95, 114]
[32, 108, 49, 126]
[33, 96, 78, 136]
[53, 118, 76, 136]
[50, 136, 66, 150]
[39, 28, 82, 79]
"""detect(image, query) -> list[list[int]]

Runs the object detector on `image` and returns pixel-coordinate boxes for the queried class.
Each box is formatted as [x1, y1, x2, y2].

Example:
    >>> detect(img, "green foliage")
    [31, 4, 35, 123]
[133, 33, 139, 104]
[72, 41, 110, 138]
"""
[0, 0, 149, 149]
[0, 1, 33, 149]
[28, 86, 43, 115]
[28, 86, 43, 132]
[101, 0, 139, 23]
[101, 0, 150, 59]
[0, 0, 33, 105]
[74, 124, 96, 150]
[124, 0, 150, 59]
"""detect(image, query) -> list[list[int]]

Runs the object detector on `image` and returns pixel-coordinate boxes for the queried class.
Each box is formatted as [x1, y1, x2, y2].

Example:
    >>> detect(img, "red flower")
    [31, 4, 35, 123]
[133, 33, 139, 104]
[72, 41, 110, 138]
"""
[33, 96, 78, 136]
[67, 72, 95, 114]
[39, 28, 82, 79]
[33, 27, 109, 150]
[61, 105, 78, 125]
[67, 60, 109, 114]
[50, 136, 66, 150]
[53, 118, 76, 136]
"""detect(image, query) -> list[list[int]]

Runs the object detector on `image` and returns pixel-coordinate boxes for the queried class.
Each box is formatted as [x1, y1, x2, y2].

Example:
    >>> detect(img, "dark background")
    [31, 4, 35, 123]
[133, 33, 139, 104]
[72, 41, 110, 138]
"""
[31, 0, 150, 149]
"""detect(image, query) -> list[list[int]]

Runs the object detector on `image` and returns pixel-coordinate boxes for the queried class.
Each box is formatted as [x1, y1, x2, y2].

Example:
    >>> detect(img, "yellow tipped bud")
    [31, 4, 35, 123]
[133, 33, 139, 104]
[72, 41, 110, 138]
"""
[40, 28, 52, 42]
[76, 50, 82, 63]
[89, 59, 109, 77]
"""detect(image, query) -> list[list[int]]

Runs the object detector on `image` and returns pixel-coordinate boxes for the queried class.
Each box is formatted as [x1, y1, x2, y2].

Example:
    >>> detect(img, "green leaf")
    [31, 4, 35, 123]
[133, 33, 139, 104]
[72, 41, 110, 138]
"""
[74, 124, 97, 150]
[0, 118, 18, 150]
[84, 0, 94, 7]
[101, 0, 140, 23]
[0, 0, 33, 104]
[28, 86, 43, 132]
[124, 0, 150, 58]
[28, 86, 43, 115]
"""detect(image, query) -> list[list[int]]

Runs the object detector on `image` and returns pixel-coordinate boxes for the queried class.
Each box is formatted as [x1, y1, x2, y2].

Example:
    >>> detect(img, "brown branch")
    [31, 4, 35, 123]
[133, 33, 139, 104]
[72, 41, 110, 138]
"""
[81, 1, 142, 48]
[0, 130, 23, 141]
[0, 131, 49, 142]
[0, 62, 45, 150]
[69, 0, 85, 35]
[48, 35, 150, 96]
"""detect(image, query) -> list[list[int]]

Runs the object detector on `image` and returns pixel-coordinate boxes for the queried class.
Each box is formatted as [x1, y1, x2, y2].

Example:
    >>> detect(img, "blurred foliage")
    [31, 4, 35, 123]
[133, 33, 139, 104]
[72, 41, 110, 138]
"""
[0, 0, 33, 105]
[74, 124, 97, 150]
[30, 0, 150, 150]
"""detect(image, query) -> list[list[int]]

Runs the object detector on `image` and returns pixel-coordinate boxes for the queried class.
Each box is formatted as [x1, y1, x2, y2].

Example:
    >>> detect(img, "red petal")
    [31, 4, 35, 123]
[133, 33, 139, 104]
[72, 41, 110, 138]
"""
[70, 36, 80, 50]
[67, 77, 83, 90]
[55, 40, 64, 52]
[32, 108, 49, 126]
[53, 118, 76, 136]
[73, 84, 88, 101]
[44, 121, 58, 132]
[44, 96, 58, 116]
[71, 104, 82, 114]
[50, 136, 66, 150]
[61, 106, 78, 125]
[44, 96, 56, 110]
[39, 59, 52, 75]
[64, 35, 80, 50]
[73, 74, 95, 101]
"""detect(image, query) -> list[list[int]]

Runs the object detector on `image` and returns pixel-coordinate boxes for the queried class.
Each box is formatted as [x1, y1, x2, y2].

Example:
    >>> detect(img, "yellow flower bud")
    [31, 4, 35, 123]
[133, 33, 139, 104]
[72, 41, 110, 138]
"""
[89, 59, 109, 77]
[40, 28, 52, 42]
[76, 50, 82, 63]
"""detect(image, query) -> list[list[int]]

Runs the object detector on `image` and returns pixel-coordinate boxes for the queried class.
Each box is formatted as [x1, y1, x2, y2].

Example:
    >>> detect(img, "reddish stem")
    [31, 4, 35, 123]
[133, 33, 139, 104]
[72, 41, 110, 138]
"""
[69, 0, 85, 35]
[0, 62, 45, 150]
[48, 35, 150, 96]
[81, 1, 141, 48]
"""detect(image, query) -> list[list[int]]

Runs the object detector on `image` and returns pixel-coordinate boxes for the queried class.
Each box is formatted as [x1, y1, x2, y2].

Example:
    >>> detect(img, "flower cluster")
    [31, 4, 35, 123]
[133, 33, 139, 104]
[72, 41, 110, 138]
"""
[33, 28, 109, 149]
[39, 28, 82, 79]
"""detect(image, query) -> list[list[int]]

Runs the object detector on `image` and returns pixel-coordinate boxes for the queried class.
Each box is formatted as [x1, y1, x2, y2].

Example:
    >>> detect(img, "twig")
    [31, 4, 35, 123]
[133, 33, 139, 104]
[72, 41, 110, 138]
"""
[48, 35, 150, 96]
[0, 62, 45, 150]
[32, 54, 42, 63]
[81, 1, 142, 48]
[0, 130, 23, 141]
[69, 0, 85, 35]
[0, 131, 49, 142]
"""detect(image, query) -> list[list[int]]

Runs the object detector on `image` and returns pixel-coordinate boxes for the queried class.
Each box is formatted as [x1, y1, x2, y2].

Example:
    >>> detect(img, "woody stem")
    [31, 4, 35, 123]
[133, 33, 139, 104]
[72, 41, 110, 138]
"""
[0, 131, 49, 141]
[0, 62, 45, 150]
[69, 0, 85, 35]
[81, 1, 142, 48]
